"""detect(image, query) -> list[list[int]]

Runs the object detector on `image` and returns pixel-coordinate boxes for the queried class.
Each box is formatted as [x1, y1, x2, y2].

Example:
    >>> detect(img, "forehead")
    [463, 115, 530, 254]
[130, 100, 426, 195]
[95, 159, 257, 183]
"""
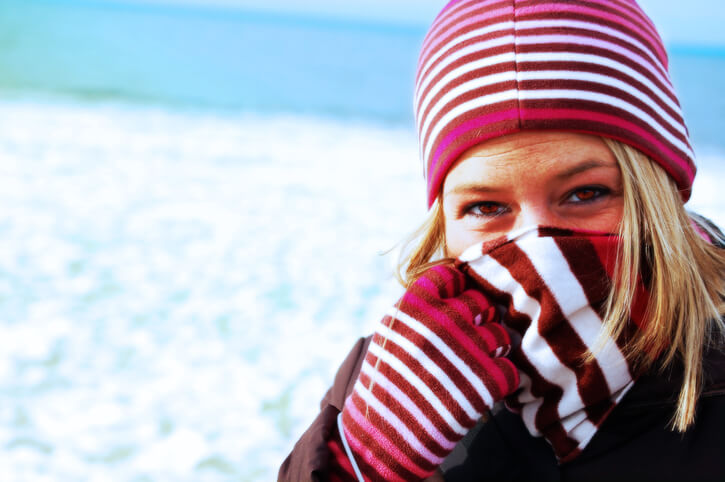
[443, 131, 617, 187]
[460, 131, 609, 159]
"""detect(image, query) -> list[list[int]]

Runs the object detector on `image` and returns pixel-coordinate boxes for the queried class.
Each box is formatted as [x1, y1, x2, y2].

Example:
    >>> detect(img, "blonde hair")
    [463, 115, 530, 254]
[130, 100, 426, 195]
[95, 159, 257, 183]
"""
[396, 138, 725, 431]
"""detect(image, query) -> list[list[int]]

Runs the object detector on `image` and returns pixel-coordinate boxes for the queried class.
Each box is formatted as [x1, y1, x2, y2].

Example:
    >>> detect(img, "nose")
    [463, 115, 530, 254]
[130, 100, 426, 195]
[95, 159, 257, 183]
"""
[516, 204, 560, 230]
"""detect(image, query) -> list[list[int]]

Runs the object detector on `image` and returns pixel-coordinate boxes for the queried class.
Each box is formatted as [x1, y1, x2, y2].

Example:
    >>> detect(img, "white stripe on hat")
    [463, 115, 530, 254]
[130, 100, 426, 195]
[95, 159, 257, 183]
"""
[517, 89, 694, 159]
[419, 0, 504, 61]
[516, 50, 681, 116]
[416, 25, 515, 106]
[418, 69, 517, 145]
[515, 19, 669, 77]
[516, 69, 687, 139]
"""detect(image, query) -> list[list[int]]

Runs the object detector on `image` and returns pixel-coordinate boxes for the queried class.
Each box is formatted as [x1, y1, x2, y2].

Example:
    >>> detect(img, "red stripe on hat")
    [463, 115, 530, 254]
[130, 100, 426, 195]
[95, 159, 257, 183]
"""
[518, 79, 687, 142]
[516, 39, 679, 105]
[416, 38, 515, 121]
[563, 0, 666, 54]
[418, 0, 513, 85]
[515, 3, 668, 69]
[515, 57, 682, 121]
[417, 22, 515, 104]
[419, 74, 518, 154]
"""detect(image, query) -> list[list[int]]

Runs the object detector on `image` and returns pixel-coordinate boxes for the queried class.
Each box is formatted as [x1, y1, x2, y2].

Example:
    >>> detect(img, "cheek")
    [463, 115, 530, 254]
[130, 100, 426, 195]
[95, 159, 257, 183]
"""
[567, 194, 625, 234]
[586, 206, 624, 233]
[444, 220, 490, 258]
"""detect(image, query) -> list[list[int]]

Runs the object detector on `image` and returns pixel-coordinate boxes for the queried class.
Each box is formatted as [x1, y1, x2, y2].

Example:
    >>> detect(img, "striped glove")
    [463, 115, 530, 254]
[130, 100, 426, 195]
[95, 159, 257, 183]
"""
[330, 264, 520, 481]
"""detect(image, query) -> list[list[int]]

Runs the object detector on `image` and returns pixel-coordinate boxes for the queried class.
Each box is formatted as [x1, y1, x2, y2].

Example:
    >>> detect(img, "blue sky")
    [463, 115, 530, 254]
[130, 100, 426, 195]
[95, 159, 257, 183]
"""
[130, 0, 724, 47]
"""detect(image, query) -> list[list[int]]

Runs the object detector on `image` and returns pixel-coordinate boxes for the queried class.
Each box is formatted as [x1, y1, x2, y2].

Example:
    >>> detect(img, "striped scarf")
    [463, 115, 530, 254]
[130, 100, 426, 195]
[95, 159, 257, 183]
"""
[458, 226, 648, 462]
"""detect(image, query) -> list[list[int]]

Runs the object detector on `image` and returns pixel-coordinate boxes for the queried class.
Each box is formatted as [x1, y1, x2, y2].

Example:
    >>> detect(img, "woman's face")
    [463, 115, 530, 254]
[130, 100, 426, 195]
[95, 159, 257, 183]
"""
[442, 131, 624, 258]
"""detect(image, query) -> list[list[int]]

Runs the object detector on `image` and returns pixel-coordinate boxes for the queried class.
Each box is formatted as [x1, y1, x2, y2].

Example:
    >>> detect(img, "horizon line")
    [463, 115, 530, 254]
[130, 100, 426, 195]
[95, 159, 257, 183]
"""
[14, 0, 725, 52]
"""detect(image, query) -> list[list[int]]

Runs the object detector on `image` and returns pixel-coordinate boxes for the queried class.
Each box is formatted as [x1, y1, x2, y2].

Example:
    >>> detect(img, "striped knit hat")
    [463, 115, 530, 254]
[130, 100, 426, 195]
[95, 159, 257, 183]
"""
[415, 0, 696, 208]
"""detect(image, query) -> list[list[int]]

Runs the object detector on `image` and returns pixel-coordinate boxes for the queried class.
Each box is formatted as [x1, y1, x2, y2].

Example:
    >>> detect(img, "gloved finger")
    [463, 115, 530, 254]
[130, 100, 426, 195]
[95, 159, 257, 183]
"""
[486, 356, 520, 399]
[468, 353, 521, 407]
[475, 322, 512, 358]
[406, 286, 497, 336]
[452, 288, 498, 323]
[410, 264, 466, 299]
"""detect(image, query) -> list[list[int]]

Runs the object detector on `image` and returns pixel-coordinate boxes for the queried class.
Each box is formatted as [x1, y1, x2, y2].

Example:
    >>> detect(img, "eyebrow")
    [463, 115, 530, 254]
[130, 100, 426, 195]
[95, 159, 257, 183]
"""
[446, 184, 500, 196]
[445, 159, 618, 196]
[553, 159, 618, 180]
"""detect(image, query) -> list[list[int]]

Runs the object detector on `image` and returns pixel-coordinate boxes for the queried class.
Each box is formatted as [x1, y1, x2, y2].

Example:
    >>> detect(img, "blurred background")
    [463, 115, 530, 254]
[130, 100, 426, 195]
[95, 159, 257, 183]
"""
[0, 0, 722, 480]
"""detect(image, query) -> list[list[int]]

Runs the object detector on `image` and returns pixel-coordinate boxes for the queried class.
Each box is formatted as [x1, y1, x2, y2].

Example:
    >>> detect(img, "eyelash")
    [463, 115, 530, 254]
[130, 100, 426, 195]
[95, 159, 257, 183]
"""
[564, 186, 611, 204]
[462, 186, 611, 218]
[462, 201, 508, 218]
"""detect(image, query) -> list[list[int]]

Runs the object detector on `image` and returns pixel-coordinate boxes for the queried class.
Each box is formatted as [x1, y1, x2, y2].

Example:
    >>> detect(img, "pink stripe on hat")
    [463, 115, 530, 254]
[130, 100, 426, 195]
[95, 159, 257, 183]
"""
[428, 108, 521, 194]
[414, 0, 696, 208]
[522, 107, 695, 190]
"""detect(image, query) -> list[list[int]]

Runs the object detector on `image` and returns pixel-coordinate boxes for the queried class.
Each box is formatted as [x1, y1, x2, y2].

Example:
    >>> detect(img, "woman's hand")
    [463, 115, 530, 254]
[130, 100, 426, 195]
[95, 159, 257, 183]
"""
[335, 264, 519, 481]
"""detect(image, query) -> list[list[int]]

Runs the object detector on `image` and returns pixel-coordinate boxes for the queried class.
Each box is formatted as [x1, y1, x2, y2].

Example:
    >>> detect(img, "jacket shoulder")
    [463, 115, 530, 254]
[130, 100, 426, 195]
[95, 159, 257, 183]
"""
[321, 336, 372, 410]
[278, 336, 371, 482]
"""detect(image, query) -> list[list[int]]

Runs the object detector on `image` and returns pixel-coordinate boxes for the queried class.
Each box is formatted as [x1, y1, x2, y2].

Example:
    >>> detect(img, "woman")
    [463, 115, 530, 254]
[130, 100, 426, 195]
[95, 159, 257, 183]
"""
[279, 0, 725, 480]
